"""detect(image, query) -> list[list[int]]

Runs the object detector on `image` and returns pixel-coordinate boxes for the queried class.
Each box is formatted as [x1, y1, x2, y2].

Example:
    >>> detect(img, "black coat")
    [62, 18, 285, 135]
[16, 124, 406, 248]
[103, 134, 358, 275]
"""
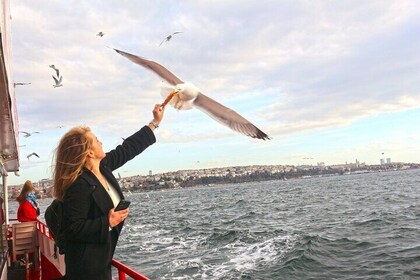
[62, 126, 156, 280]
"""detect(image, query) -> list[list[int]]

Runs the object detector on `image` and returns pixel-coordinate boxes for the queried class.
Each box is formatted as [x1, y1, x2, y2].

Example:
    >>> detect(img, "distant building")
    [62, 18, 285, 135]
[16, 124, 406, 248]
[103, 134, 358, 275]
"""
[149, 170, 152, 176]
[380, 158, 385, 165]
[317, 162, 325, 167]
[386, 158, 391, 164]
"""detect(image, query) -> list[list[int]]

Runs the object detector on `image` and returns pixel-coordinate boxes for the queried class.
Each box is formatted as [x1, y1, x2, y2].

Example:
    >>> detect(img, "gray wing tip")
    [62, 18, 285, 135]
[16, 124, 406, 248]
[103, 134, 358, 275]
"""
[251, 130, 271, 140]
[254, 133, 271, 140]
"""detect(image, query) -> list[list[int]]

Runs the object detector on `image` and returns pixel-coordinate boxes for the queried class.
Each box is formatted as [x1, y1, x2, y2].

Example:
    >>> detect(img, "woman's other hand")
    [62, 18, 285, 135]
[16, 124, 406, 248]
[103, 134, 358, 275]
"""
[108, 207, 129, 228]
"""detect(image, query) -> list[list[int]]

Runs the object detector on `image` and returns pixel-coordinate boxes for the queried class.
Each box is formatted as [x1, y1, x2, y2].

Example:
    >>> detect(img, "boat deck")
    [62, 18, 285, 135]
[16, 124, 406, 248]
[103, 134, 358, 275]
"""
[5, 220, 149, 280]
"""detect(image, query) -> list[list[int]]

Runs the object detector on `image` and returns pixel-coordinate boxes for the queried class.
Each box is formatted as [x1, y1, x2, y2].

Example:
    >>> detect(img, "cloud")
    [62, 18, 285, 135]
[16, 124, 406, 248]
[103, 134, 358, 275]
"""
[7, 0, 420, 184]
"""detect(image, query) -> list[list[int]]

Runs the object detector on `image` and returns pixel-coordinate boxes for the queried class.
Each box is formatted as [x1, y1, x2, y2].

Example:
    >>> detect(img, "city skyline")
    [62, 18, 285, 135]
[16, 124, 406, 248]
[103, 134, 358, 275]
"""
[8, 1, 420, 185]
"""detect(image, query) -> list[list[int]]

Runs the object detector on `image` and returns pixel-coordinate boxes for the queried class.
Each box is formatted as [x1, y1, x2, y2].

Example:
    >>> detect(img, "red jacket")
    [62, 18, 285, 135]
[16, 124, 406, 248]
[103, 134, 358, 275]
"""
[17, 200, 38, 222]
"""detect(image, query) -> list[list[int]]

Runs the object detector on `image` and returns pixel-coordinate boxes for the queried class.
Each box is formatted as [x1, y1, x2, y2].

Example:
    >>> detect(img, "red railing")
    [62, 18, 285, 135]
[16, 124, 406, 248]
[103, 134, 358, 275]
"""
[36, 220, 150, 280]
[112, 259, 149, 280]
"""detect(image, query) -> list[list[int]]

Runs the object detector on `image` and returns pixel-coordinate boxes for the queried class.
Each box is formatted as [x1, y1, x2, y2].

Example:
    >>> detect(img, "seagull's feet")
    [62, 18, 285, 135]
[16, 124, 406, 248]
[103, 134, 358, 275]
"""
[174, 99, 184, 110]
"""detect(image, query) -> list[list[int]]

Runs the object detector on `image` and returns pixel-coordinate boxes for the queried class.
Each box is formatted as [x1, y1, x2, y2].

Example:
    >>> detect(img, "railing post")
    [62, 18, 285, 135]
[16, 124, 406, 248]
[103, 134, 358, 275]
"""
[118, 270, 126, 280]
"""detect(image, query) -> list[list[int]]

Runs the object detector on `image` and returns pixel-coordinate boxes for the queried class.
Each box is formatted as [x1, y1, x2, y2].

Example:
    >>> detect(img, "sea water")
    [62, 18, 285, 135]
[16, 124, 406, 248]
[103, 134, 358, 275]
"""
[11, 169, 419, 279]
[116, 169, 420, 279]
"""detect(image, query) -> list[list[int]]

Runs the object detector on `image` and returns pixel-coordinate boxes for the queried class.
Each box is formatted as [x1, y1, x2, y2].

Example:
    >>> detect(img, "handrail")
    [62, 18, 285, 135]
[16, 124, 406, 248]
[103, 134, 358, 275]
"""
[111, 259, 150, 280]
[36, 219, 150, 280]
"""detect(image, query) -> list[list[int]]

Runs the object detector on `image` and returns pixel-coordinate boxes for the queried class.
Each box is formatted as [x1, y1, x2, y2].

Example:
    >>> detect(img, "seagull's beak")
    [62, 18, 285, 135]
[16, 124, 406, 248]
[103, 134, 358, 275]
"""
[160, 90, 178, 110]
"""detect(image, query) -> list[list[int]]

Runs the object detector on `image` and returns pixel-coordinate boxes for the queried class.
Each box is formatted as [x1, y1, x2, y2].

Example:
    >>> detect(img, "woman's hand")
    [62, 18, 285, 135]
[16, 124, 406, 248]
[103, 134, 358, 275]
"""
[153, 104, 165, 124]
[148, 104, 165, 130]
[108, 207, 129, 228]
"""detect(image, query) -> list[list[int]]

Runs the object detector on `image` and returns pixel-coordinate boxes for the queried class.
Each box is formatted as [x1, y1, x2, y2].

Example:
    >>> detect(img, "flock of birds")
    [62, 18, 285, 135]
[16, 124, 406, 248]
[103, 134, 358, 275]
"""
[18, 128, 63, 160]
[17, 29, 270, 165]
[46, 31, 181, 89]
[18, 131, 40, 160]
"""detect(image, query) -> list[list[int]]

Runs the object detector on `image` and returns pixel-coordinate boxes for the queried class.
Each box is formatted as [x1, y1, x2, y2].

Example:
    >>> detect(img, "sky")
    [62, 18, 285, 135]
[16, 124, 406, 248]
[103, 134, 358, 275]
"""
[8, 0, 420, 185]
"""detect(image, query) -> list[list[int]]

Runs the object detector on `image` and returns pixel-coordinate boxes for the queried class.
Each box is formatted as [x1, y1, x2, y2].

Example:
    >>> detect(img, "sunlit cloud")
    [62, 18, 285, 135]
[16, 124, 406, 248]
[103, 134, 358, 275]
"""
[7, 0, 420, 184]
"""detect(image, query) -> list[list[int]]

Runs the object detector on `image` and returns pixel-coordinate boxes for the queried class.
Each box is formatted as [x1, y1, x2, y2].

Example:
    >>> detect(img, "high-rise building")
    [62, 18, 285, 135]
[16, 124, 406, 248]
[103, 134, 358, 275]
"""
[386, 158, 391, 164]
[380, 158, 385, 165]
[149, 170, 152, 176]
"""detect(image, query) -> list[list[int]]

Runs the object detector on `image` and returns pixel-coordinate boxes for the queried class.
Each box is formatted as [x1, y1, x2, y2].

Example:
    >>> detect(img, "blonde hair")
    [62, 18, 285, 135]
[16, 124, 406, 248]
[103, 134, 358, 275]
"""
[52, 126, 92, 201]
[16, 180, 34, 204]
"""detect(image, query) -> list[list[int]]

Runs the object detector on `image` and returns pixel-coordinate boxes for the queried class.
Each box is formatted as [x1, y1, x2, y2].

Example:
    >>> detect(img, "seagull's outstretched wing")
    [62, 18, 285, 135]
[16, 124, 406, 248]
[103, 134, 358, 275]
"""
[20, 131, 30, 137]
[159, 38, 167, 46]
[114, 49, 183, 86]
[53, 76, 63, 86]
[193, 93, 270, 140]
[49, 65, 60, 77]
[27, 152, 40, 159]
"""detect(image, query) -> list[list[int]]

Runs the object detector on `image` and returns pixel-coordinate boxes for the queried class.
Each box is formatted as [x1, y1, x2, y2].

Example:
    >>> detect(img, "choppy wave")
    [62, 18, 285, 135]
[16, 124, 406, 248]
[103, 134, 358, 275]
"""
[114, 169, 420, 279]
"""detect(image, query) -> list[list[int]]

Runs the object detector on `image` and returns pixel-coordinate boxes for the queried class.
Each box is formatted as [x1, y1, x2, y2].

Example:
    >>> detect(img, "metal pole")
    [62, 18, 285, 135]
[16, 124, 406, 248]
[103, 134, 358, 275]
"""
[1, 162, 9, 225]
[3, 174, 9, 225]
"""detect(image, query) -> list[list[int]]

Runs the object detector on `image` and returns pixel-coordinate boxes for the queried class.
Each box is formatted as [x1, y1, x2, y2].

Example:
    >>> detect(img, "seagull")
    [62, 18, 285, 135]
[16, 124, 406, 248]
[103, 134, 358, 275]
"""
[97, 32, 104, 37]
[49, 65, 60, 77]
[19, 131, 40, 138]
[53, 75, 63, 88]
[27, 152, 40, 160]
[13, 82, 31, 88]
[159, 31, 183, 46]
[114, 48, 270, 140]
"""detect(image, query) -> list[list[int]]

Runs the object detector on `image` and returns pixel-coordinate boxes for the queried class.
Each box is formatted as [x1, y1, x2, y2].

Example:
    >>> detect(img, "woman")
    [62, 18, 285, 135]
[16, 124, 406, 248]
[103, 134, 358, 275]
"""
[53, 104, 164, 280]
[16, 180, 40, 222]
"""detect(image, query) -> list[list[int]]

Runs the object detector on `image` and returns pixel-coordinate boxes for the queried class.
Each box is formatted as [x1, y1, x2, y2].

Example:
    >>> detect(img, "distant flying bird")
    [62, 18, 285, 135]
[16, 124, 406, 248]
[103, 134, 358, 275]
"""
[114, 48, 270, 140]
[159, 31, 183, 46]
[52, 75, 63, 88]
[97, 32, 104, 37]
[19, 131, 40, 138]
[27, 152, 40, 160]
[49, 65, 60, 77]
[13, 82, 31, 88]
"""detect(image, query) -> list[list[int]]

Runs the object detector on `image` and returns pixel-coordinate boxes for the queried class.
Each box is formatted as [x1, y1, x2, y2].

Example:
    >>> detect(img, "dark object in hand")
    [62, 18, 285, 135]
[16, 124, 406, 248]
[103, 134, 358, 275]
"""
[115, 200, 131, 211]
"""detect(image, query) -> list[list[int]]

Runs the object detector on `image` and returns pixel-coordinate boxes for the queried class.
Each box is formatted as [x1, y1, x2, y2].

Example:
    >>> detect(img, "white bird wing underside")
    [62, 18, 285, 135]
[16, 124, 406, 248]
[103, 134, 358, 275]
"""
[193, 93, 270, 140]
[114, 49, 183, 86]
[114, 48, 269, 140]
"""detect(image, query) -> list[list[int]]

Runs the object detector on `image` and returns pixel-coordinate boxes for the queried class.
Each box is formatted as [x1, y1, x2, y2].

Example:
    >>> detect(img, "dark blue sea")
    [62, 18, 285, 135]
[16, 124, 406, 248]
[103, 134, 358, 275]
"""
[115, 169, 420, 279]
[15, 169, 419, 279]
